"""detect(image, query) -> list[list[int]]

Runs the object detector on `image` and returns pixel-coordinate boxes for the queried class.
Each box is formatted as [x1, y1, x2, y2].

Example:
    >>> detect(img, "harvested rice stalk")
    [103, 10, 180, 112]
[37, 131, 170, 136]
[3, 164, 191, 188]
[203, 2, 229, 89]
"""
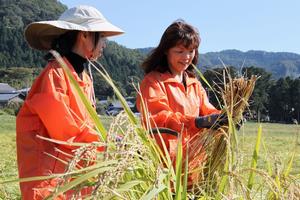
[187, 73, 257, 184]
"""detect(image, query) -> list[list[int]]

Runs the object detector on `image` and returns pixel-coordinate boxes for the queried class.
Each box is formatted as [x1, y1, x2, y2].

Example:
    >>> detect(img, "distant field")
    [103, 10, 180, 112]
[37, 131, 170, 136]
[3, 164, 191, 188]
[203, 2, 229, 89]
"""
[0, 113, 299, 199]
[237, 122, 300, 174]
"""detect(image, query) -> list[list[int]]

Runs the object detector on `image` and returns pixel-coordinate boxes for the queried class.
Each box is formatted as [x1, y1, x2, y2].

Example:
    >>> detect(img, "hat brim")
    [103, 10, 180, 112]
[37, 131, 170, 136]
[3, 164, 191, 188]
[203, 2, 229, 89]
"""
[25, 20, 124, 50]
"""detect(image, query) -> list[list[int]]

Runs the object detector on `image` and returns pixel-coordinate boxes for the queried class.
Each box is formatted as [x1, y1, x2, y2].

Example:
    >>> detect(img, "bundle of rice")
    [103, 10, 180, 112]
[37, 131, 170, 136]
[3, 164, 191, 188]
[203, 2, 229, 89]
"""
[187, 72, 258, 184]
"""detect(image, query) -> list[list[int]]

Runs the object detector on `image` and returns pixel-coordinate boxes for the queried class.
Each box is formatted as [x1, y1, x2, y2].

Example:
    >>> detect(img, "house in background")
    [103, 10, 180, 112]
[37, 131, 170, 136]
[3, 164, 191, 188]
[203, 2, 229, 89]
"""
[99, 98, 137, 116]
[0, 83, 25, 107]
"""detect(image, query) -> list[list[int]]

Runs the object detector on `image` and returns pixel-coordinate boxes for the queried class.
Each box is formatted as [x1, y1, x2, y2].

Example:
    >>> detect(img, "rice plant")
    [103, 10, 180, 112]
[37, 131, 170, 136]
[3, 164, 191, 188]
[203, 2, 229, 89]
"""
[3, 51, 300, 199]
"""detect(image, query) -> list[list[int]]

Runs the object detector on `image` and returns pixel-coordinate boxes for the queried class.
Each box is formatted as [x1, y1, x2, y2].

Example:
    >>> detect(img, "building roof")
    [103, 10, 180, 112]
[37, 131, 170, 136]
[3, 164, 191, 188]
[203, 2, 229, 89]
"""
[0, 93, 20, 102]
[100, 99, 135, 108]
[0, 83, 16, 93]
[111, 101, 134, 108]
[17, 88, 30, 93]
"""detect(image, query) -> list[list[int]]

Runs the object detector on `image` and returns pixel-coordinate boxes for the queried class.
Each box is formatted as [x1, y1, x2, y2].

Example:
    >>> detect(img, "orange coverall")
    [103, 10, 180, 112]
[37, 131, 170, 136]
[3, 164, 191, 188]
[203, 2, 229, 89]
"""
[16, 58, 99, 199]
[137, 71, 220, 181]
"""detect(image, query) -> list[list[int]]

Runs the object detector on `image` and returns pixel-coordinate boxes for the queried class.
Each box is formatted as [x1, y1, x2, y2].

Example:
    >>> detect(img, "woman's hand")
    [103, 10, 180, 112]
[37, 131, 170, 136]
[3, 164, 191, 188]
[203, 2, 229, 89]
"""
[195, 113, 228, 129]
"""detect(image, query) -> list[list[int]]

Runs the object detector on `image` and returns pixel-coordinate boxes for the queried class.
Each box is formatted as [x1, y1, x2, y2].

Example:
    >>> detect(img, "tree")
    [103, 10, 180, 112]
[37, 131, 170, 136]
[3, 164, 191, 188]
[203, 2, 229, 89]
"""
[242, 66, 273, 119]
[289, 77, 300, 122]
[0, 0, 66, 68]
[268, 78, 291, 122]
[202, 66, 237, 109]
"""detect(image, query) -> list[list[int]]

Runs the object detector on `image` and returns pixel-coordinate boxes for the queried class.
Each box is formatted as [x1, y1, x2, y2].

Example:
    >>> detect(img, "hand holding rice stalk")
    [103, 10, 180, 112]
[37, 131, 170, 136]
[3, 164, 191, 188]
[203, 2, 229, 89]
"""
[189, 64, 258, 183]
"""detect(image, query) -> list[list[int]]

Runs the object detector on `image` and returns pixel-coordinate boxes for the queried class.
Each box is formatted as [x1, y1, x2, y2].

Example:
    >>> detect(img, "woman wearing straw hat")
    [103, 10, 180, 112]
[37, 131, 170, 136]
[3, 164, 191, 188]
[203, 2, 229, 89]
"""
[136, 20, 226, 185]
[16, 5, 123, 199]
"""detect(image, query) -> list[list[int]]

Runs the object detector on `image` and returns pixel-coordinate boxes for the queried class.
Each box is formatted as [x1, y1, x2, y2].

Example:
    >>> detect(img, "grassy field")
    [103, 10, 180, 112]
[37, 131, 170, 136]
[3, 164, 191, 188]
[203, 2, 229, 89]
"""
[0, 112, 299, 199]
[0, 111, 19, 200]
[238, 122, 300, 174]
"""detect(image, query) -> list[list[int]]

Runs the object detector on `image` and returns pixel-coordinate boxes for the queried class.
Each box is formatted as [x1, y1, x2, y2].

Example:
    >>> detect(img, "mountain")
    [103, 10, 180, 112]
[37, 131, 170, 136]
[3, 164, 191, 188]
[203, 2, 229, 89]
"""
[137, 48, 300, 78]
[200, 50, 300, 78]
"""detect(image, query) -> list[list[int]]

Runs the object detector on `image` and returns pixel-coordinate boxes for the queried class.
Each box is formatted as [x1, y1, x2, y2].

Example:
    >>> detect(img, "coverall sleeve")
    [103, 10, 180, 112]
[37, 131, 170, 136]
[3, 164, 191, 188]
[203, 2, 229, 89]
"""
[198, 84, 220, 116]
[26, 67, 99, 147]
[138, 77, 197, 134]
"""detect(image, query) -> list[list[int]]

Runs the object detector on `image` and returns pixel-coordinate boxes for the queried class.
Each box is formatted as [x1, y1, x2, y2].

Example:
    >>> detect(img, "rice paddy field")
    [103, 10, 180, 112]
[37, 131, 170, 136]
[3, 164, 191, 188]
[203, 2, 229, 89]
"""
[0, 111, 299, 199]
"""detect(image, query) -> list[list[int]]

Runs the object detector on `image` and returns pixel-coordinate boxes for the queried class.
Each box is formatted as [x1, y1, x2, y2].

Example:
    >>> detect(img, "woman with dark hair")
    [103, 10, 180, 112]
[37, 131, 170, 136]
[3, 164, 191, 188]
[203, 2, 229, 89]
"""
[16, 5, 124, 199]
[137, 20, 223, 183]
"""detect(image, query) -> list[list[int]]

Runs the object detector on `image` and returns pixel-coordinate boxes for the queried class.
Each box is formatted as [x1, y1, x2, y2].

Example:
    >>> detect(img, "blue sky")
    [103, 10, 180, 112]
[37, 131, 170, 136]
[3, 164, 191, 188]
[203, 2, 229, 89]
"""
[61, 0, 300, 54]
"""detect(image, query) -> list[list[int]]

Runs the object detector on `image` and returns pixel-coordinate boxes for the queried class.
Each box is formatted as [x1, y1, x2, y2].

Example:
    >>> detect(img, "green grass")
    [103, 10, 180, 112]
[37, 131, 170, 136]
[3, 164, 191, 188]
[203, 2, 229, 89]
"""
[0, 111, 19, 200]
[238, 122, 300, 174]
[0, 111, 299, 199]
[0, 111, 16, 134]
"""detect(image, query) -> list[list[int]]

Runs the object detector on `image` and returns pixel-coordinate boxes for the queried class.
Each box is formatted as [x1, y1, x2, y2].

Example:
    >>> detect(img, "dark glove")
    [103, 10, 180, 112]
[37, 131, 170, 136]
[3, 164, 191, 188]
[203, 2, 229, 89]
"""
[195, 113, 228, 129]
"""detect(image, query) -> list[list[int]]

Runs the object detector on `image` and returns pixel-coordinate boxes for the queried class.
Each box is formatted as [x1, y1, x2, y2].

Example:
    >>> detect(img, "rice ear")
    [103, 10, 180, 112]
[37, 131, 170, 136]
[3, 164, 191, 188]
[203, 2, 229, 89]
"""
[189, 67, 257, 184]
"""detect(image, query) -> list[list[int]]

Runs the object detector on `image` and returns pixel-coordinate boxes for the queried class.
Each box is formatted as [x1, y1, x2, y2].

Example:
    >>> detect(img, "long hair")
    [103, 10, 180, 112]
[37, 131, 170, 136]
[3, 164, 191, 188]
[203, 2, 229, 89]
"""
[142, 20, 200, 76]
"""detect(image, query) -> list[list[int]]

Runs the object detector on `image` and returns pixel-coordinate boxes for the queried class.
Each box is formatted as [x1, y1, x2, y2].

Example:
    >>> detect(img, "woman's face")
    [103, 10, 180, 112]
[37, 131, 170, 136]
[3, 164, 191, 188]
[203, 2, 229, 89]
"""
[90, 35, 107, 60]
[82, 32, 107, 60]
[166, 44, 196, 75]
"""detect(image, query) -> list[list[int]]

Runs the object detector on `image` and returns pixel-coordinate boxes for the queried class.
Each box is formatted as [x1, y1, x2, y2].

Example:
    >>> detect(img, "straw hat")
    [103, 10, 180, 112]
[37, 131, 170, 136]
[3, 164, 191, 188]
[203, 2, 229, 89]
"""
[25, 5, 124, 50]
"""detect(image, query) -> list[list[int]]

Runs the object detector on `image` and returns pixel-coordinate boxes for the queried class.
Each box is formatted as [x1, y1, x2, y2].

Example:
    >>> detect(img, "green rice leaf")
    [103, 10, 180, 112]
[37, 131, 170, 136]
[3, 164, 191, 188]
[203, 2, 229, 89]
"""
[88, 61, 138, 125]
[216, 151, 229, 200]
[192, 63, 222, 107]
[140, 171, 168, 200]
[140, 184, 166, 200]
[247, 124, 262, 190]
[46, 166, 112, 199]
[262, 139, 272, 176]
[284, 150, 295, 177]
[182, 143, 189, 200]
[175, 134, 183, 200]
[116, 180, 145, 192]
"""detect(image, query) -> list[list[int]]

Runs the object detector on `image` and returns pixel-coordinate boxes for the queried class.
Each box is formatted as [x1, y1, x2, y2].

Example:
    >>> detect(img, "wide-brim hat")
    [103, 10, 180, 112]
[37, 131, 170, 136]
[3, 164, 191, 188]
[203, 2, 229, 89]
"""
[25, 5, 124, 50]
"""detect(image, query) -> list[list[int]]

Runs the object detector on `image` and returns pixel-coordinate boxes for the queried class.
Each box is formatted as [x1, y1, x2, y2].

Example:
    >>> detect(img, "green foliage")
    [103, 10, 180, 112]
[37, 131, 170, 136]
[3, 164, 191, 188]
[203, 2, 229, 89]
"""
[0, 0, 145, 98]
[0, 67, 41, 89]
[1, 0, 300, 124]
[2, 116, 300, 199]
[0, 110, 16, 133]
[242, 66, 273, 116]
[0, 113, 19, 199]
[2, 101, 22, 116]
[0, 0, 67, 68]
[247, 124, 262, 190]
[97, 41, 145, 97]
[268, 77, 300, 123]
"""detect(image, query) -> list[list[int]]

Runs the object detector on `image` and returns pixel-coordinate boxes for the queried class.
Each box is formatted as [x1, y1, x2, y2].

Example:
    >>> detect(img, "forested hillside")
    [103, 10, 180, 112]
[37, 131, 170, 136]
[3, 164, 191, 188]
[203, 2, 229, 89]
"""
[0, 0, 66, 67]
[0, 0, 145, 97]
[95, 42, 144, 98]
[200, 50, 300, 78]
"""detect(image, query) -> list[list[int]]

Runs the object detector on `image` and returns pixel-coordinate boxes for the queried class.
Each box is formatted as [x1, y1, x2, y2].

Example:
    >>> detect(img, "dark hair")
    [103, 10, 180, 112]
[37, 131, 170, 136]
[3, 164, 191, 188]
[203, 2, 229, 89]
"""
[142, 20, 200, 76]
[44, 30, 79, 61]
[44, 31, 100, 61]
